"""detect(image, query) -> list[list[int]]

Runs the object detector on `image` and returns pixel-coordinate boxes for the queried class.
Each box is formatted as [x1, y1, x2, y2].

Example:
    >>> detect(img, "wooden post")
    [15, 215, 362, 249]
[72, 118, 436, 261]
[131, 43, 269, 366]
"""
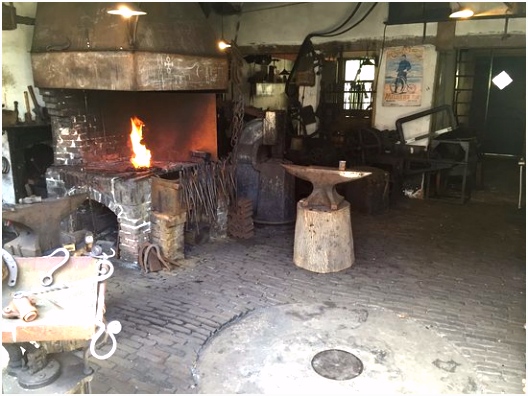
[293, 200, 354, 273]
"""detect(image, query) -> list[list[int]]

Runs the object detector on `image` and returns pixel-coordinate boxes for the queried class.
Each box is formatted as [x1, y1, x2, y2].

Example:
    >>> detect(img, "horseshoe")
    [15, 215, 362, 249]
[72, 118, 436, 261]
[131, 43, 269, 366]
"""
[2, 249, 18, 287]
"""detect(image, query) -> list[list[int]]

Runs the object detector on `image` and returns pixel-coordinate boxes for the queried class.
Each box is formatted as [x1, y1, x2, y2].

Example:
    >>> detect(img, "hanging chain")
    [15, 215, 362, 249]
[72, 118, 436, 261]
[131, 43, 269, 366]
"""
[228, 43, 245, 159]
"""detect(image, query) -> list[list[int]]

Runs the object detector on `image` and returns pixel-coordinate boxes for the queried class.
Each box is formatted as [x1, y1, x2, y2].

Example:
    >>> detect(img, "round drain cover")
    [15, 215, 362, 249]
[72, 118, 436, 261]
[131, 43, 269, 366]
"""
[311, 349, 363, 381]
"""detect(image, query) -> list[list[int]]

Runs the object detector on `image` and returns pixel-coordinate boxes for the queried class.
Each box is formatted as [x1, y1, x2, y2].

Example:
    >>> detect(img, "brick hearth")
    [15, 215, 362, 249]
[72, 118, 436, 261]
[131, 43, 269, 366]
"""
[40, 88, 220, 264]
[46, 162, 193, 263]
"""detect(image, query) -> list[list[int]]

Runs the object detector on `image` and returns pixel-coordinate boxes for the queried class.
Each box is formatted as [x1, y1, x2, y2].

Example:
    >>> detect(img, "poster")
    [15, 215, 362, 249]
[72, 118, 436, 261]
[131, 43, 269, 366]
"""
[382, 46, 424, 107]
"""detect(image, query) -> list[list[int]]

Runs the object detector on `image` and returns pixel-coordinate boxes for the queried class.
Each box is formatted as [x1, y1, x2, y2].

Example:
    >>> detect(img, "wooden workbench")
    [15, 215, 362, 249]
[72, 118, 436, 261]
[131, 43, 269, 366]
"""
[2, 256, 101, 344]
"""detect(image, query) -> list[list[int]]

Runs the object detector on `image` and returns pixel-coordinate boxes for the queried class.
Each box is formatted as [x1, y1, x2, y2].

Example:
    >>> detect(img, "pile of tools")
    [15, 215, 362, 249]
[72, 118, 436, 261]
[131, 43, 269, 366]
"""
[2, 85, 49, 126]
[179, 158, 236, 230]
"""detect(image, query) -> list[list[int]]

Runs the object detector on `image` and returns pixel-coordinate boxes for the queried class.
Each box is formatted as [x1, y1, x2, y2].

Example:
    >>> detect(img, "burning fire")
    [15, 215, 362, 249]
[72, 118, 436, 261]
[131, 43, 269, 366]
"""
[129, 116, 151, 168]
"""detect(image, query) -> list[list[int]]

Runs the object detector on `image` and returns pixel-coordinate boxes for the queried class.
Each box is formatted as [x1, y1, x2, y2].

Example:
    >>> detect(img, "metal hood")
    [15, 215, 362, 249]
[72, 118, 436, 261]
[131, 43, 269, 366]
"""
[31, 2, 228, 91]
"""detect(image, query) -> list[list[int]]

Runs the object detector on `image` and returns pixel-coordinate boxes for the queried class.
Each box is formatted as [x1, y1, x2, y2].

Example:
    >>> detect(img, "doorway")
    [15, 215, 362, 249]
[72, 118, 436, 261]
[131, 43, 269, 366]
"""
[464, 49, 526, 156]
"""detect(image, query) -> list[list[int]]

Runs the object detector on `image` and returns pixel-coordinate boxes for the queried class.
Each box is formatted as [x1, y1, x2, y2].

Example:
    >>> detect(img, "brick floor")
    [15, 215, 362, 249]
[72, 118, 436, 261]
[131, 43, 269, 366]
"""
[88, 192, 526, 394]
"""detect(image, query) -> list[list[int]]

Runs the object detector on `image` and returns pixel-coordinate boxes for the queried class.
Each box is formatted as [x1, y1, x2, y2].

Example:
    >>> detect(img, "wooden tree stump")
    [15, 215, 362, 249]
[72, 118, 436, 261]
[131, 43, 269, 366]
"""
[293, 200, 354, 273]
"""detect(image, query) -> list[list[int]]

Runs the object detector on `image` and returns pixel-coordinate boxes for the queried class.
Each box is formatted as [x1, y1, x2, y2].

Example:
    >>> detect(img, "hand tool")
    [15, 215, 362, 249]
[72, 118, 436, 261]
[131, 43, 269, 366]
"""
[41, 247, 70, 286]
[13, 255, 115, 299]
[28, 85, 45, 123]
[23, 91, 32, 123]
[13, 100, 19, 123]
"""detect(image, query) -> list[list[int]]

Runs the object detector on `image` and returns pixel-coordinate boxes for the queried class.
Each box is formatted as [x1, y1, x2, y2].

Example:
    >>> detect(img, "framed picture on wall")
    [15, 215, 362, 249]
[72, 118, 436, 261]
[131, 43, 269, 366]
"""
[382, 46, 424, 107]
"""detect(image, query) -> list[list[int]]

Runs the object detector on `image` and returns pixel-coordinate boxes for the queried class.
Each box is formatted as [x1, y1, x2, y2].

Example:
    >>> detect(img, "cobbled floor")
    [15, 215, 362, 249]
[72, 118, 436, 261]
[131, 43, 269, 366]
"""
[88, 158, 526, 394]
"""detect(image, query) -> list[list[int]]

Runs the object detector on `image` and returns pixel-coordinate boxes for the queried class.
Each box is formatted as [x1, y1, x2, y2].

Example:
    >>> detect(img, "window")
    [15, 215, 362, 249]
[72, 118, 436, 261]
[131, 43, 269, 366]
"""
[343, 59, 376, 110]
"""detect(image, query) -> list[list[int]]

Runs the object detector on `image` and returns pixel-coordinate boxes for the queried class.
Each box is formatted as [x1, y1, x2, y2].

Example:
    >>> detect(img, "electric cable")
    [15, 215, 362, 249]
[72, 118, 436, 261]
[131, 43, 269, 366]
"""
[312, 3, 379, 38]
[241, 2, 309, 14]
[287, 2, 367, 91]
[373, 23, 389, 96]
[287, 2, 379, 91]
[309, 3, 362, 38]
[285, 2, 379, 133]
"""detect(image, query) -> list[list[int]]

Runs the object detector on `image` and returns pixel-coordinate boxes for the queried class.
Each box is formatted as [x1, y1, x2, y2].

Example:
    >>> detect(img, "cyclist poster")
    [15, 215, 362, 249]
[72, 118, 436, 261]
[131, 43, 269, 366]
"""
[382, 46, 424, 107]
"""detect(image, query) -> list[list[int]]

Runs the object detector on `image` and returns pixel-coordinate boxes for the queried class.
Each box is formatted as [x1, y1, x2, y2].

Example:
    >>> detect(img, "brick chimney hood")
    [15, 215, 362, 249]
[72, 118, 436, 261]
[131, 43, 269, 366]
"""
[31, 3, 228, 91]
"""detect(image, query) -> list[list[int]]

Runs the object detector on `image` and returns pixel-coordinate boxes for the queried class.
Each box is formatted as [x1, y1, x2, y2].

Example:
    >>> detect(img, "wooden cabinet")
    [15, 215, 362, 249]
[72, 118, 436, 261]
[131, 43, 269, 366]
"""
[2, 124, 52, 203]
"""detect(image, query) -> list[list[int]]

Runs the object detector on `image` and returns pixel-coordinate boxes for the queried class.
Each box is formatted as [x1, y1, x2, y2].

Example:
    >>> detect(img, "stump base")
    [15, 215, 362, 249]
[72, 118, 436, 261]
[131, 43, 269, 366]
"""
[293, 200, 354, 273]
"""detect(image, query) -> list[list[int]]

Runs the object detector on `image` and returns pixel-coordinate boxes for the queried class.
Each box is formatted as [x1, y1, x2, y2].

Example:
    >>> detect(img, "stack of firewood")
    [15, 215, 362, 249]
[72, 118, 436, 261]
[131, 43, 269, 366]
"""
[227, 198, 254, 239]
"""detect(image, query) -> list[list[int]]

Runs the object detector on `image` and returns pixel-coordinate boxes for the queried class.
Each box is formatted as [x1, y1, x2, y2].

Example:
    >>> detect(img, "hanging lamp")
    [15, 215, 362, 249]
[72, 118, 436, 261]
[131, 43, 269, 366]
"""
[107, 3, 147, 18]
[279, 59, 290, 76]
[449, 3, 474, 18]
[218, 6, 232, 51]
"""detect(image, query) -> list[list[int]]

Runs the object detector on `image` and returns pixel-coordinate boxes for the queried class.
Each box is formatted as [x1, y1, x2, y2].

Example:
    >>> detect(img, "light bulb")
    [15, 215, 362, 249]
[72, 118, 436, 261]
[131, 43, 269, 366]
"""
[218, 40, 232, 51]
[107, 4, 147, 18]
[449, 8, 474, 18]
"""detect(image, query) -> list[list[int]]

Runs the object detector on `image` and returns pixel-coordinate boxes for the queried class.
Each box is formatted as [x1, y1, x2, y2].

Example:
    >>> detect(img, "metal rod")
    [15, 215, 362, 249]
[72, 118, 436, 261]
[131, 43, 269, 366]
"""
[519, 159, 524, 209]
[502, 17, 510, 40]
[483, 49, 494, 130]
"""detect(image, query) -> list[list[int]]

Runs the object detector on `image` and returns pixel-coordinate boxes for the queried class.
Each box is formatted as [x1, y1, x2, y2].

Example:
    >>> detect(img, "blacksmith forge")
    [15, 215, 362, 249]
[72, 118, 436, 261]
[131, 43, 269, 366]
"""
[28, 3, 229, 263]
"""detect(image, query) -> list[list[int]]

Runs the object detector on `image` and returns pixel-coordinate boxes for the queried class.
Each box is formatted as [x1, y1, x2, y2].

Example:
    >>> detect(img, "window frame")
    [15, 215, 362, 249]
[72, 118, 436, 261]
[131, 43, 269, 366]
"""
[341, 58, 376, 111]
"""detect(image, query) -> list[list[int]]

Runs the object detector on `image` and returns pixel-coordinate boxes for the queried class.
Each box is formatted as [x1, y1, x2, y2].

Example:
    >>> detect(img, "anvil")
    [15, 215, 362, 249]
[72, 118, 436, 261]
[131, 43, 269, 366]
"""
[282, 164, 371, 210]
[2, 194, 89, 253]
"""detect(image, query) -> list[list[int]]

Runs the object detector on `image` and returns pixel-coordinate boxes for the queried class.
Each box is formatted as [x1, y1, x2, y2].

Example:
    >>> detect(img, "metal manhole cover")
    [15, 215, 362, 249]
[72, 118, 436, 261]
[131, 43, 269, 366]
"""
[311, 349, 363, 380]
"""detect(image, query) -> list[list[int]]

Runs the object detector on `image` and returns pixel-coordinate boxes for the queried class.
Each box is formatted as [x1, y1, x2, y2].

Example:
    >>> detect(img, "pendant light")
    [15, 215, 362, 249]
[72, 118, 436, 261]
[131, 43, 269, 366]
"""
[107, 3, 147, 49]
[107, 3, 147, 18]
[360, 42, 375, 67]
[449, 3, 474, 18]
[361, 58, 375, 66]
[218, 5, 232, 51]
[279, 59, 290, 76]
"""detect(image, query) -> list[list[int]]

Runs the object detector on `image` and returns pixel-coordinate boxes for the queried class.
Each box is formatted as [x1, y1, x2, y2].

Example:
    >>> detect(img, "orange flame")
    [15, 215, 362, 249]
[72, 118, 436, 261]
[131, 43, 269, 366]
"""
[129, 116, 151, 168]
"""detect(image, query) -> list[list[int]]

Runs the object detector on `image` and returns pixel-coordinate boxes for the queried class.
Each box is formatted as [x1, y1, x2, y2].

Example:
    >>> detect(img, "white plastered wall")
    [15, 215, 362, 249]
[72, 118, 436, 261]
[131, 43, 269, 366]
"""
[2, 2, 43, 115]
[224, 3, 525, 48]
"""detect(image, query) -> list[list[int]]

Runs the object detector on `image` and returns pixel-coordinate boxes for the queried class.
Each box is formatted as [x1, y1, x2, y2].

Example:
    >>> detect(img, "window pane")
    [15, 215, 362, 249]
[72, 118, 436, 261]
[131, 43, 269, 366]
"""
[343, 59, 376, 110]
[345, 60, 376, 81]
[345, 60, 362, 81]
[359, 64, 375, 81]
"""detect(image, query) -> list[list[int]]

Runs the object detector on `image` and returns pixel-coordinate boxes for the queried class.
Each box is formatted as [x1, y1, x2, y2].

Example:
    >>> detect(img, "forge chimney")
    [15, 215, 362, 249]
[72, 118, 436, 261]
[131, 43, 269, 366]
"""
[30, 2, 228, 91]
